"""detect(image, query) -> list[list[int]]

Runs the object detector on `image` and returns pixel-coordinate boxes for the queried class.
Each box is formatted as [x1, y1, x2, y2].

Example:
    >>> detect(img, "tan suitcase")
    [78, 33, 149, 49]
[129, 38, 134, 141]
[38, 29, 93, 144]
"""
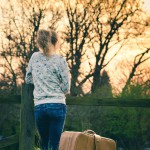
[59, 130, 116, 150]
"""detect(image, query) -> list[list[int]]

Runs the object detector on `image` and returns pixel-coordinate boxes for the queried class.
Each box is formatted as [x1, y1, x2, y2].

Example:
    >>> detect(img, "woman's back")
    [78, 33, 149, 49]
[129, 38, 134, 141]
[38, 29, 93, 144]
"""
[25, 51, 70, 106]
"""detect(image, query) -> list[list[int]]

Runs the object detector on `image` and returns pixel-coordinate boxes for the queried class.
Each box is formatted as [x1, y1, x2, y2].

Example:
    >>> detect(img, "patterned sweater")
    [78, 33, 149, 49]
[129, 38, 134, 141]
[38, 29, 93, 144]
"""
[25, 51, 71, 106]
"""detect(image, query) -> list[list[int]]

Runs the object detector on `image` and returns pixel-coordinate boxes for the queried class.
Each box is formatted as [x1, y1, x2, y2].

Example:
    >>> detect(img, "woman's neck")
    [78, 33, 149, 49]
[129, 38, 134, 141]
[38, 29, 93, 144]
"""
[47, 50, 57, 57]
[39, 49, 57, 57]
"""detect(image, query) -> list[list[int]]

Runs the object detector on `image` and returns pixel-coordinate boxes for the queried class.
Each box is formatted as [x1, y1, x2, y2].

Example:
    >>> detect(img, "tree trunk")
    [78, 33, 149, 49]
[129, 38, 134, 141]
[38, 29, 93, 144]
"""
[91, 68, 101, 93]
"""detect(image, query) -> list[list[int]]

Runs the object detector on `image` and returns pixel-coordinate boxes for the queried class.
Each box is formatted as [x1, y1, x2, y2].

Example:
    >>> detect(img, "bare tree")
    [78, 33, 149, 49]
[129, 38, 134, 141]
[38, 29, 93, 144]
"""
[61, 0, 95, 96]
[62, 0, 149, 95]
[0, 0, 63, 93]
[90, 0, 148, 92]
[122, 48, 150, 93]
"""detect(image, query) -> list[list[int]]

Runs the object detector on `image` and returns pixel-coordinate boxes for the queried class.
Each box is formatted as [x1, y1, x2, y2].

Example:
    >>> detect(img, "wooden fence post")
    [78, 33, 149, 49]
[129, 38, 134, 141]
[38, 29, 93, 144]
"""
[19, 83, 35, 150]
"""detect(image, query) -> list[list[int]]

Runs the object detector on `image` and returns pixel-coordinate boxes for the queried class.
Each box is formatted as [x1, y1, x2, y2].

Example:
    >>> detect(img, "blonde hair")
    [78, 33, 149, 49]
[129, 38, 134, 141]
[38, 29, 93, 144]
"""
[37, 29, 58, 56]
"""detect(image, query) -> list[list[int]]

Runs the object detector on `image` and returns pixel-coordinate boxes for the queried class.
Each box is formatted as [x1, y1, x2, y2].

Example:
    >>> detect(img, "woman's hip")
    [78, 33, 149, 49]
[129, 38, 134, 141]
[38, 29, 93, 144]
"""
[34, 103, 67, 118]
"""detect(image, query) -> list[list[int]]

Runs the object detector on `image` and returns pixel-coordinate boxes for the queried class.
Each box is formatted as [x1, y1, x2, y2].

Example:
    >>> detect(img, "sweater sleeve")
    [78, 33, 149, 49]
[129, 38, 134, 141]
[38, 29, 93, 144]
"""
[57, 57, 71, 94]
[25, 53, 34, 84]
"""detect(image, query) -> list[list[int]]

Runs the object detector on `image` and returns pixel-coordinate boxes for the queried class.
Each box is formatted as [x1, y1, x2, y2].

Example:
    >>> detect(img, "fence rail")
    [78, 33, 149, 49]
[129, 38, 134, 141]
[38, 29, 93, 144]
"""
[0, 83, 150, 150]
[0, 95, 150, 107]
[0, 134, 19, 149]
[0, 95, 21, 104]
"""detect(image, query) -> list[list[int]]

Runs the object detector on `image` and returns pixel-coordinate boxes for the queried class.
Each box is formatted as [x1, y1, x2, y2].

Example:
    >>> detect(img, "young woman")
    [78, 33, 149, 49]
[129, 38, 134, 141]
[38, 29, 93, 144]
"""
[25, 29, 71, 150]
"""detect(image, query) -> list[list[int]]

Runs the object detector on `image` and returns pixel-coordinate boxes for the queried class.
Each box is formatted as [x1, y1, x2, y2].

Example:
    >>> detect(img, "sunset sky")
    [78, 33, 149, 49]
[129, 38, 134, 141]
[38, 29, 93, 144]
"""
[0, 0, 150, 94]
[143, 0, 150, 11]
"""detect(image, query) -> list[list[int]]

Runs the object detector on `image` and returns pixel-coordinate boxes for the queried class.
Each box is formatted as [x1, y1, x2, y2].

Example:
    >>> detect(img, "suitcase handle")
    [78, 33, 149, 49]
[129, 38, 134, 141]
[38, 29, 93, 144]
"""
[83, 130, 96, 134]
[84, 130, 97, 150]
[84, 130, 99, 150]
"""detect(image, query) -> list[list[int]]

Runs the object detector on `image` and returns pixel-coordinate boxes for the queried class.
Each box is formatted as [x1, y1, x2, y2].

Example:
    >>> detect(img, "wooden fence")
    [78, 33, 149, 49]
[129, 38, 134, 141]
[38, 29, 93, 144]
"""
[0, 83, 150, 150]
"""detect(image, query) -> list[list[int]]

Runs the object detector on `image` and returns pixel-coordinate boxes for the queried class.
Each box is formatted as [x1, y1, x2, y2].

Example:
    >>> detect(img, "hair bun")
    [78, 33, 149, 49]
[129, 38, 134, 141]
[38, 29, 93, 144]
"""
[37, 29, 58, 56]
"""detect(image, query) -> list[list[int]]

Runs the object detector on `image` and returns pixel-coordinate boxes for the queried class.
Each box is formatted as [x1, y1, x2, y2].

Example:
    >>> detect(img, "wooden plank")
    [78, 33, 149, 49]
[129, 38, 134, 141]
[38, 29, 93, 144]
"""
[0, 134, 19, 148]
[0, 93, 150, 107]
[19, 83, 35, 150]
[0, 95, 21, 104]
[66, 96, 150, 107]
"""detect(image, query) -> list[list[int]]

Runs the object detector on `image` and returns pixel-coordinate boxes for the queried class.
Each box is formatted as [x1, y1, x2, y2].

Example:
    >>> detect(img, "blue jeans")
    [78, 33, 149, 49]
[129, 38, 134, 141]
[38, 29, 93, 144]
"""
[34, 103, 67, 150]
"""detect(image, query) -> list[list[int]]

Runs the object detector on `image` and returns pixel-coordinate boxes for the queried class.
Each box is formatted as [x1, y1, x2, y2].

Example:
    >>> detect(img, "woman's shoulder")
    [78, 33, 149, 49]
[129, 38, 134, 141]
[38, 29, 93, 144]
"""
[31, 51, 46, 60]
[55, 54, 67, 63]
[29, 52, 42, 63]
[31, 51, 40, 58]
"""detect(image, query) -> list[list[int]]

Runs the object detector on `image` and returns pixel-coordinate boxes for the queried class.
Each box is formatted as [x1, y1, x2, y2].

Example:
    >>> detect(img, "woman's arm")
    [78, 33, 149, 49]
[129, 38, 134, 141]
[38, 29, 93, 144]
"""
[57, 57, 71, 94]
[25, 53, 34, 84]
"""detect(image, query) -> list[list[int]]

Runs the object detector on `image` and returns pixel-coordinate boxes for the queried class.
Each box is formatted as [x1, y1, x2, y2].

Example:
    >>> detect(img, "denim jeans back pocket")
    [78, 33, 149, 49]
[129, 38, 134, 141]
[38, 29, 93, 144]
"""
[46, 104, 66, 118]
[34, 104, 42, 112]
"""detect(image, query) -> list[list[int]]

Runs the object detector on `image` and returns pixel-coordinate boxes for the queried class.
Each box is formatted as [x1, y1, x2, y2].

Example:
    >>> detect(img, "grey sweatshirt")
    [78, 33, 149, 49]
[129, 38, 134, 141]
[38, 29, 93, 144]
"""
[25, 51, 71, 106]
